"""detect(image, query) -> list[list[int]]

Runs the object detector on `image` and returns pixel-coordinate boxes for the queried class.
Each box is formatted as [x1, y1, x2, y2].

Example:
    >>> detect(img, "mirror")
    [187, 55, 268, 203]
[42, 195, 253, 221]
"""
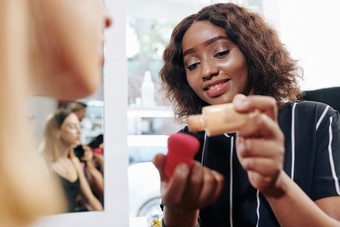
[32, 1, 129, 226]
[29, 84, 104, 213]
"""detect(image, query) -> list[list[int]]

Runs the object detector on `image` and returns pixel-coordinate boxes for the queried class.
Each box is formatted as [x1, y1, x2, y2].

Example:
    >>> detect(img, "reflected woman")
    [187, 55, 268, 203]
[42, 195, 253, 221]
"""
[41, 110, 103, 212]
[0, 0, 111, 226]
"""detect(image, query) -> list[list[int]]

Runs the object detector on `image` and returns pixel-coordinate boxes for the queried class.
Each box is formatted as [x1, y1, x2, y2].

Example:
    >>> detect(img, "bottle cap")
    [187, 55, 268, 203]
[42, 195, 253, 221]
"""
[144, 71, 152, 82]
[188, 114, 205, 132]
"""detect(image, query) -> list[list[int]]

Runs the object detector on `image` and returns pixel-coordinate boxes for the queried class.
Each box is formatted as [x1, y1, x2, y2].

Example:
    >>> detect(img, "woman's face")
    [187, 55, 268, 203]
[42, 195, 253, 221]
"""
[74, 107, 87, 122]
[59, 113, 81, 147]
[182, 21, 252, 105]
[40, 0, 112, 100]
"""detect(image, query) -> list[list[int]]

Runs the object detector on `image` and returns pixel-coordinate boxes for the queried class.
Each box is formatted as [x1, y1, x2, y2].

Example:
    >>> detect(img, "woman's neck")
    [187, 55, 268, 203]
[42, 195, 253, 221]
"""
[59, 142, 71, 159]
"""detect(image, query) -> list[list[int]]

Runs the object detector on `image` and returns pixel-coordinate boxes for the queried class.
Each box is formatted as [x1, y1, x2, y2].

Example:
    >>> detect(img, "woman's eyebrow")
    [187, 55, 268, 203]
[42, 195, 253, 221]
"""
[183, 36, 229, 57]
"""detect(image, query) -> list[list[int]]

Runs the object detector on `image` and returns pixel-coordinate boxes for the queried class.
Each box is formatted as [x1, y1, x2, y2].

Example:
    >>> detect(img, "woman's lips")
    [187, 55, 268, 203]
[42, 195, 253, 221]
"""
[205, 79, 230, 97]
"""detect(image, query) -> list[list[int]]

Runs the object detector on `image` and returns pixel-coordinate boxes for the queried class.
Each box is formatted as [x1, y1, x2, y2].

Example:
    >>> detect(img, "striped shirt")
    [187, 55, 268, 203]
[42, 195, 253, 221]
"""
[180, 101, 340, 227]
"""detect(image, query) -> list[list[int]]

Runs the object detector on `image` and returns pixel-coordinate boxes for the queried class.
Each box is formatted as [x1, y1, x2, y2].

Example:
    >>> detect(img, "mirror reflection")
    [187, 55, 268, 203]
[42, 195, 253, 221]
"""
[29, 93, 104, 213]
[1, 0, 112, 224]
[25, 0, 111, 214]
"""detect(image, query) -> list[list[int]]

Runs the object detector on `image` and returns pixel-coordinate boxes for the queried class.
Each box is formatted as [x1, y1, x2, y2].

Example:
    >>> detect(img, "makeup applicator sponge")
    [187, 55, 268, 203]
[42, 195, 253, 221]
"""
[164, 132, 200, 178]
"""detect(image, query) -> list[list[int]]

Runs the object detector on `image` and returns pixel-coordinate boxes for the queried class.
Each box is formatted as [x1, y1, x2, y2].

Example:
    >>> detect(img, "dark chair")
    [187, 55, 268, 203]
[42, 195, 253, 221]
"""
[304, 87, 340, 112]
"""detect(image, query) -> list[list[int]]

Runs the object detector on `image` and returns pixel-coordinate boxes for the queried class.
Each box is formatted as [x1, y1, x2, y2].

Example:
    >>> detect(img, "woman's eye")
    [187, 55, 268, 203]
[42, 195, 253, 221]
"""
[187, 62, 199, 71]
[215, 50, 230, 58]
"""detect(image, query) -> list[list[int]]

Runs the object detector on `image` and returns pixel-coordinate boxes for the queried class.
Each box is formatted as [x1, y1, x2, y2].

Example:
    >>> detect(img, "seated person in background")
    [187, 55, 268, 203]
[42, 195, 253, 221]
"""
[89, 134, 104, 172]
[68, 101, 88, 122]
[94, 143, 104, 173]
[41, 109, 103, 212]
[74, 144, 104, 203]
[89, 134, 104, 154]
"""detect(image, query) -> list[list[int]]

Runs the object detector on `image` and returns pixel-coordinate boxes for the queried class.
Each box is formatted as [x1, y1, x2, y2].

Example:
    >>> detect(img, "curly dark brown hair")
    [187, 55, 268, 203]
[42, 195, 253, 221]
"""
[160, 3, 303, 122]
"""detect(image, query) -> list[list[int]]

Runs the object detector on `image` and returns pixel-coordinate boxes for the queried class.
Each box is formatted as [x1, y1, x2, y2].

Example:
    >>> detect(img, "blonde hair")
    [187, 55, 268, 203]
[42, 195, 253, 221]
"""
[68, 101, 88, 112]
[0, 0, 66, 226]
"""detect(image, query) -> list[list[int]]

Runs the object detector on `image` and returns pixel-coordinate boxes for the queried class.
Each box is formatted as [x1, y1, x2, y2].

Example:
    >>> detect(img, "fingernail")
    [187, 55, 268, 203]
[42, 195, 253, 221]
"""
[177, 163, 188, 173]
[234, 98, 245, 109]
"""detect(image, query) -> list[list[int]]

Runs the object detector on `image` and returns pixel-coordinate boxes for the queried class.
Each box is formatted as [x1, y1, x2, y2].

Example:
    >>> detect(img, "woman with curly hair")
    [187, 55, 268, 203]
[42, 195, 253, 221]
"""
[153, 3, 340, 227]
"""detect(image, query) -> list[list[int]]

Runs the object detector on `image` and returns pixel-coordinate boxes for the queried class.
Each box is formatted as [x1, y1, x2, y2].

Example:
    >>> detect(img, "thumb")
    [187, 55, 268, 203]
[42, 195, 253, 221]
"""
[233, 94, 247, 112]
[153, 153, 168, 181]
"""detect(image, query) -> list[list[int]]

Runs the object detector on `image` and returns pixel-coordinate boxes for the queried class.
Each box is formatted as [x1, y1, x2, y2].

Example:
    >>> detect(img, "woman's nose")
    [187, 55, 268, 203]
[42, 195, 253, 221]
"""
[201, 58, 218, 81]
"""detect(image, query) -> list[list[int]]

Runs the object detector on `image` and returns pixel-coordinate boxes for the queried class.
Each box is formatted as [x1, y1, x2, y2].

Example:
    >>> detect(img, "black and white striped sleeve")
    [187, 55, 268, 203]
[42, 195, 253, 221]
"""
[312, 107, 340, 200]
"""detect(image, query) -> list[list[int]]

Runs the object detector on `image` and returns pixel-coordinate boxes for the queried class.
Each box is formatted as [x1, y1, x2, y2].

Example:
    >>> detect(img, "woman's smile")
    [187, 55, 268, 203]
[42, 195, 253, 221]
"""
[182, 20, 251, 105]
[204, 79, 231, 97]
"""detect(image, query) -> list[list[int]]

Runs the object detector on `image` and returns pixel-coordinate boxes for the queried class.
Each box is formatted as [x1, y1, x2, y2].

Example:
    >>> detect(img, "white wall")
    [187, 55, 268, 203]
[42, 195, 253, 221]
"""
[277, 0, 340, 90]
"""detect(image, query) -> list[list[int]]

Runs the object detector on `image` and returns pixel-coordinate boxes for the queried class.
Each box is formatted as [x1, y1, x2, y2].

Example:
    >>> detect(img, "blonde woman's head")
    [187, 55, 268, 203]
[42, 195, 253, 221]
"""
[42, 110, 80, 163]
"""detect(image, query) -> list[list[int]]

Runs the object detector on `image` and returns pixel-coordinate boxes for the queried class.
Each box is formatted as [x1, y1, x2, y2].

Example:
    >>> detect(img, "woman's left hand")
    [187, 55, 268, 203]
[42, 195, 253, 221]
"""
[233, 94, 285, 197]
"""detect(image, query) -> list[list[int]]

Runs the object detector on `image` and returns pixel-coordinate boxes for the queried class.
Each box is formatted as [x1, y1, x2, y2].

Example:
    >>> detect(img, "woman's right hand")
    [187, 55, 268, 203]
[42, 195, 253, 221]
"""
[153, 153, 224, 216]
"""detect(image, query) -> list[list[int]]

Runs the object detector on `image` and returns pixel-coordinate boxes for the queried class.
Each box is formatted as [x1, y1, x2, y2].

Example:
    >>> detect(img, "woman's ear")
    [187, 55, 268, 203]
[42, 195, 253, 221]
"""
[52, 128, 61, 139]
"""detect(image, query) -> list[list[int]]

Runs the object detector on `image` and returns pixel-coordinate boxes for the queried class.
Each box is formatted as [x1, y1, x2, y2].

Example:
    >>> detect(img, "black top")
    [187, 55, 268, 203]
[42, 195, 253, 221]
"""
[58, 175, 81, 212]
[180, 101, 340, 227]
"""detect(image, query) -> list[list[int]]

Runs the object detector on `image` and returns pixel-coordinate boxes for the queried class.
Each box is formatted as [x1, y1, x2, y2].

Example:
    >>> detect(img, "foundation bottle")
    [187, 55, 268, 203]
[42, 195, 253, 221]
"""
[188, 103, 257, 136]
[141, 71, 155, 107]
